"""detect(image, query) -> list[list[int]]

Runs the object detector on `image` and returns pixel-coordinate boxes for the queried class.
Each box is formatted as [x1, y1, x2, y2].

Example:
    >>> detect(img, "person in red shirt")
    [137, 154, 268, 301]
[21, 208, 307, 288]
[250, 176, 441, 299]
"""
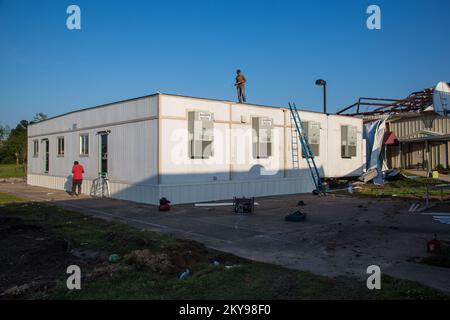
[71, 161, 85, 196]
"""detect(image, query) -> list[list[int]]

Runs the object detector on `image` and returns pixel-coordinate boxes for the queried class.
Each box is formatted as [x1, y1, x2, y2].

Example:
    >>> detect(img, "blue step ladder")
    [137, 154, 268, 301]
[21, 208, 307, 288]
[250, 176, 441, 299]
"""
[288, 102, 325, 194]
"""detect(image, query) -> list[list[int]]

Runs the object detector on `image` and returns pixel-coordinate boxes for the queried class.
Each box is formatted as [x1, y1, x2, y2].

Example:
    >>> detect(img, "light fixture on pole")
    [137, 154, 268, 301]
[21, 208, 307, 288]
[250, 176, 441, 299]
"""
[315, 79, 327, 114]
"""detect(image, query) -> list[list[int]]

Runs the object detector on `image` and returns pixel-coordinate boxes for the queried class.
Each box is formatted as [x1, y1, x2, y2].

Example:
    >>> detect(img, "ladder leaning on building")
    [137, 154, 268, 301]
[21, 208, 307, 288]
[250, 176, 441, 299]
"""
[288, 102, 325, 194]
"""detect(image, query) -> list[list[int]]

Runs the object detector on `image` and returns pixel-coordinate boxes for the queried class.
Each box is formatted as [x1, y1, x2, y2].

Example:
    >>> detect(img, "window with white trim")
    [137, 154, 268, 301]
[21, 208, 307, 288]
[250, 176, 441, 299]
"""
[33, 140, 39, 157]
[80, 134, 89, 156]
[57, 137, 65, 156]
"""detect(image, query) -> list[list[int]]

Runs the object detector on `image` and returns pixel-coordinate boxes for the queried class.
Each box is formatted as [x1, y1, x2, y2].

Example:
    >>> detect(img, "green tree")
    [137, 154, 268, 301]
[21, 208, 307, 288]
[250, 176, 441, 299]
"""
[0, 124, 10, 143]
[5, 120, 29, 165]
[0, 113, 47, 164]
[32, 112, 48, 123]
[0, 124, 11, 163]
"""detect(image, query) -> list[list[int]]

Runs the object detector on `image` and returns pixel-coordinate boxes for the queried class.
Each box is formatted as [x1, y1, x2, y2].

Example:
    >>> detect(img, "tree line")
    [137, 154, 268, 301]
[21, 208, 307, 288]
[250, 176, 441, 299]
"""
[0, 113, 48, 165]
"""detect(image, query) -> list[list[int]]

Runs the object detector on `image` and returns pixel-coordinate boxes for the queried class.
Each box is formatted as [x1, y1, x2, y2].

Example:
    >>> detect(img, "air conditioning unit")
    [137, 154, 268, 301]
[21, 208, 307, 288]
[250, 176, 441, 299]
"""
[302, 121, 320, 157]
[341, 125, 357, 158]
[252, 117, 273, 159]
[188, 111, 214, 159]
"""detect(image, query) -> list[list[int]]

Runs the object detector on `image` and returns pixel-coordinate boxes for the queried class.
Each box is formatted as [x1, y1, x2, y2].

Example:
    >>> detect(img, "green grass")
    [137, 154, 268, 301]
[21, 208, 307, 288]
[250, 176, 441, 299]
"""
[0, 163, 26, 179]
[356, 176, 450, 199]
[1, 192, 448, 300]
[3, 200, 177, 256]
[0, 192, 28, 205]
[52, 264, 448, 300]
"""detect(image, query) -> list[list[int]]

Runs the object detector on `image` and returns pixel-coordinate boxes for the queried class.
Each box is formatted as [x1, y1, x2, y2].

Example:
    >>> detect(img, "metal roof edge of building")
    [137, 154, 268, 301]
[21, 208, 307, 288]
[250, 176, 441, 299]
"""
[29, 93, 159, 127]
[159, 92, 359, 119]
[159, 92, 283, 109]
[398, 134, 450, 143]
[29, 91, 357, 127]
[385, 111, 444, 123]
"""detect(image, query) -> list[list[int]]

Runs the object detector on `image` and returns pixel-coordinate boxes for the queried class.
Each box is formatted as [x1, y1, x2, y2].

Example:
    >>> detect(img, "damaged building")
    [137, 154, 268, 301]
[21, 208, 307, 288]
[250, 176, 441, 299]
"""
[338, 81, 450, 179]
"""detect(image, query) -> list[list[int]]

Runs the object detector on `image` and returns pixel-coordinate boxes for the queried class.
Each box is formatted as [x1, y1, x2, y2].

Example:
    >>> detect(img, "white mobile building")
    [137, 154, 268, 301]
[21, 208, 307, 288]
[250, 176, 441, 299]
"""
[27, 93, 364, 204]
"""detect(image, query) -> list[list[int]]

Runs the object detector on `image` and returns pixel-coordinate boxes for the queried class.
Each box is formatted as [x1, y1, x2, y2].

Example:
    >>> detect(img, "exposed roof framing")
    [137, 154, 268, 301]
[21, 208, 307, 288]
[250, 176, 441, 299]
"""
[336, 88, 434, 117]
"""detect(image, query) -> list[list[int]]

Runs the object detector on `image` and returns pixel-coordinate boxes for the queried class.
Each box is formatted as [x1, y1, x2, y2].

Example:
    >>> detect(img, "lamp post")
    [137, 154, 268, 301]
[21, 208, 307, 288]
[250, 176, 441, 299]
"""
[315, 79, 327, 114]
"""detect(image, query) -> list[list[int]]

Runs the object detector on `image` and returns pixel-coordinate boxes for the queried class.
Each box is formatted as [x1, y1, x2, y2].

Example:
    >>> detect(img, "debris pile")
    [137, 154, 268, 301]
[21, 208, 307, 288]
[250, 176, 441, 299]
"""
[285, 211, 306, 222]
[124, 249, 174, 274]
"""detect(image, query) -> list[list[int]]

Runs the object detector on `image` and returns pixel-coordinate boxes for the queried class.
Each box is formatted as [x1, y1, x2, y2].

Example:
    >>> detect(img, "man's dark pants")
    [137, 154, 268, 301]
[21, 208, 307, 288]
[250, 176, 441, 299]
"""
[72, 179, 82, 195]
[237, 85, 246, 103]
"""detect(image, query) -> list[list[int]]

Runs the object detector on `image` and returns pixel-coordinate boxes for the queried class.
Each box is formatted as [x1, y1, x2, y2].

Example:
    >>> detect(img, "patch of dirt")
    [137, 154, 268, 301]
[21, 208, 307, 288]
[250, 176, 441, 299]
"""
[0, 211, 96, 299]
[85, 262, 132, 281]
[0, 207, 249, 297]
[0, 178, 26, 184]
[122, 240, 246, 277]
[123, 240, 214, 276]
[121, 233, 158, 248]
[163, 240, 210, 269]
[124, 250, 175, 275]
[212, 251, 246, 266]
[163, 239, 245, 269]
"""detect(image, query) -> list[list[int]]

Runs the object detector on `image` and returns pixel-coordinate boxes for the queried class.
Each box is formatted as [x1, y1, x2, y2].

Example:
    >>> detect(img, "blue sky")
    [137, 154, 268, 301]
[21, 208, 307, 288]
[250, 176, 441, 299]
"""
[0, 0, 449, 127]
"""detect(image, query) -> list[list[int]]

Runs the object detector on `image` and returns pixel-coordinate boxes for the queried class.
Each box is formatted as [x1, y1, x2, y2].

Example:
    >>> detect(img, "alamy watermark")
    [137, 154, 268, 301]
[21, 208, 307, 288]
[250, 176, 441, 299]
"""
[66, 265, 81, 290]
[169, 127, 281, 176]
[64, 5, 380, 31]
[366, 265, 381, 290]
[66, 5, 81, 30]
[366, 5, 381, 30]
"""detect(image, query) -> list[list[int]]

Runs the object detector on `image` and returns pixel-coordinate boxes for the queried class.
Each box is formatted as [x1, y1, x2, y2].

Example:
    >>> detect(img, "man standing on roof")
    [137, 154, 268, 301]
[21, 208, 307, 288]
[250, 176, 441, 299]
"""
[71, 161, 84, 196]
[235, 69, 246, 103]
